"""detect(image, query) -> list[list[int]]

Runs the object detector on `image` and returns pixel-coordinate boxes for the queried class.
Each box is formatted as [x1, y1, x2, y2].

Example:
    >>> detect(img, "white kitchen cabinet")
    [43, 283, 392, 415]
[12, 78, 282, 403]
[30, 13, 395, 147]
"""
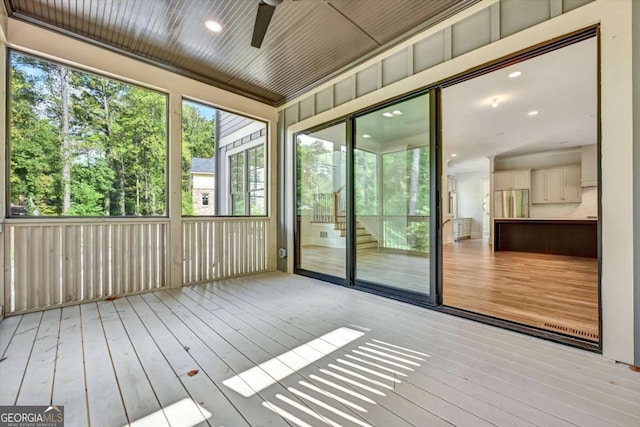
[531, 165, 581, 203]
[454, 217, 471, 241]
[494, 170, 530, 190]
[531, 170, 546, 204]
[581, 144, 597, 187]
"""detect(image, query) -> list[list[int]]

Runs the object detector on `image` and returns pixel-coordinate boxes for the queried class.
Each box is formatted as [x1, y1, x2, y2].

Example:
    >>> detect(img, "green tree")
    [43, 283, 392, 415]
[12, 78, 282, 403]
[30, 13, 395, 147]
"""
[10, 65, 62, 215]
[10, 52, 168, 217]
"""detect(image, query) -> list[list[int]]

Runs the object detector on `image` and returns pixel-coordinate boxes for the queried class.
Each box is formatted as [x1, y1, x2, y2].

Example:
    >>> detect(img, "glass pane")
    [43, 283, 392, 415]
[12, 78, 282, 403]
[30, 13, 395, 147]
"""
[354, 94, 430, 295]
[182, 99, 216, 215]
[296, 122, 346, 278]
[250, 190, 265, 215]
[232, 193, 245, 215]
[9, 51, 168, 217]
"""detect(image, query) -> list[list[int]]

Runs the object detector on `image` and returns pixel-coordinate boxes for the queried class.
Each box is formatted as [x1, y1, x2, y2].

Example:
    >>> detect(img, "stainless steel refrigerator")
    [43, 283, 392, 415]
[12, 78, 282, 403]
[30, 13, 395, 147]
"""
[494, 189, 530, 218]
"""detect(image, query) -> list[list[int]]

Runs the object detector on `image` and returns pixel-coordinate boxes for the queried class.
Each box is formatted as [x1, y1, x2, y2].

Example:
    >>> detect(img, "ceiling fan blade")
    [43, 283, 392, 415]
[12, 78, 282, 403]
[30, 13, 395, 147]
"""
[251, 2, 277, 48]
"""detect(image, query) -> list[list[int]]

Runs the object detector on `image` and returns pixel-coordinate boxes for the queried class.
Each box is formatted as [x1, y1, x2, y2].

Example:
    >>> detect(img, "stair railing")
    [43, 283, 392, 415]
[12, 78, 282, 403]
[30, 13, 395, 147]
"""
[333, 185, 346, 225]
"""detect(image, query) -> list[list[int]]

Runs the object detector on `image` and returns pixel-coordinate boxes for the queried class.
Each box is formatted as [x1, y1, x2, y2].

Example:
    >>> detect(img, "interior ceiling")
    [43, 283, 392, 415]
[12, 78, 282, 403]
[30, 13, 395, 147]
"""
[4, 0, 478, 106]
[443, 37, 597, 174]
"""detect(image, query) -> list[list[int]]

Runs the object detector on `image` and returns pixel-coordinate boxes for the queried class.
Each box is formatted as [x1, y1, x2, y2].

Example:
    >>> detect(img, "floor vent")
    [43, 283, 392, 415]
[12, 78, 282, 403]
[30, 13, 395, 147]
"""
[542, 322, 599, 341]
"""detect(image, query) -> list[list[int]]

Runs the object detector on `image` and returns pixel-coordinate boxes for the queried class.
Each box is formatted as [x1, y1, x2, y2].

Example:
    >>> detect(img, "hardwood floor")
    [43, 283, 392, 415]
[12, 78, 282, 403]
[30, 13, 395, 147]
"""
[300, 240, 599, 341]
[443, 239, 599, 341]
[0, 273, 636, 427]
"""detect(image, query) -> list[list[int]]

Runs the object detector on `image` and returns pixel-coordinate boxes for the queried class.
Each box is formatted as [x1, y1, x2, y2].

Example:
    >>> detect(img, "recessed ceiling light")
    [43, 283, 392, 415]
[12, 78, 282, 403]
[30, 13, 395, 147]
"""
[451, 153, 457, 157]
[205, 20, 223, 33]
[491, 98, 499, 108]
[362, 134, 371, 139]
[509, 71, 522, 78]
[382, 112, 394, 118]
[528, 110, 539, 116]
[392, 110, 403, 115]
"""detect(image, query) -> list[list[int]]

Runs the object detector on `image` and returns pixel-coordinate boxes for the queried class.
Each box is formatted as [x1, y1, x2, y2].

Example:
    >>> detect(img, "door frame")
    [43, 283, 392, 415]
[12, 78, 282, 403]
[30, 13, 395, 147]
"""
[291, 25, 601, 353]
[436, 25, 601, 352]
[293, 91, 441, 307]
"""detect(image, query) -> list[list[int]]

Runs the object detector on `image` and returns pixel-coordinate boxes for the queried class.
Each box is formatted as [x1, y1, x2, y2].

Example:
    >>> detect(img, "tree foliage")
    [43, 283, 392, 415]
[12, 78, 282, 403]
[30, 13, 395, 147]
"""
[10, 52, 168, 216]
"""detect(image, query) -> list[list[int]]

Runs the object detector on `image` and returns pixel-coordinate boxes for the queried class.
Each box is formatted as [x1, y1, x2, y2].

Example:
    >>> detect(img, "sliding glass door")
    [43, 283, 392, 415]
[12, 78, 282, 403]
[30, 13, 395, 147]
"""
[294, 92, 437, 303]
[353, 94, 432, 296]
[295, 121, 347, 282]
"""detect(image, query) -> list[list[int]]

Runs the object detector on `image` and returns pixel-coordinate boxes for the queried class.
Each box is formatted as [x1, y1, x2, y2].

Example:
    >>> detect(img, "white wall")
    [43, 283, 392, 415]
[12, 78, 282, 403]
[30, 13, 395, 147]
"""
[0, 2, 7, 42]
[283, 0, 636, 364]
[456, 171, 489, 238]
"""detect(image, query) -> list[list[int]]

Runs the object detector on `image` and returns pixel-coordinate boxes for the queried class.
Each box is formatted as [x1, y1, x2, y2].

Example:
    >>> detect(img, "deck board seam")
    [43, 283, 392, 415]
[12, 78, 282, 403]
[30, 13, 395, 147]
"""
[47, 309, 63, 406]
[94, 302, 132, 426]
[12, 312, 44, 406]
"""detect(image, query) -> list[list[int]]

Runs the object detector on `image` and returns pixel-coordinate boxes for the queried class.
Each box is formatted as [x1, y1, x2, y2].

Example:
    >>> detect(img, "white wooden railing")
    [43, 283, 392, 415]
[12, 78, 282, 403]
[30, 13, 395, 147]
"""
[182, 217, 270, 285]
[4, 219, 169, 314]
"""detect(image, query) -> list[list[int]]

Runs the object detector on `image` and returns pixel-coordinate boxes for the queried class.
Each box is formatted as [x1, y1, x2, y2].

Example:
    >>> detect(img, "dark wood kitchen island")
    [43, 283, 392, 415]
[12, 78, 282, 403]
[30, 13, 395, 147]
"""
[494, 218, 597, 258]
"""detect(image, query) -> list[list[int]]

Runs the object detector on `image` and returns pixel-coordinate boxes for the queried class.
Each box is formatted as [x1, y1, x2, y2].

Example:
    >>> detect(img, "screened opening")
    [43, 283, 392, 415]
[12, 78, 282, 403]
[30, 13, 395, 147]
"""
[181, 99, 267, 216]
[8, 51, 168, 217]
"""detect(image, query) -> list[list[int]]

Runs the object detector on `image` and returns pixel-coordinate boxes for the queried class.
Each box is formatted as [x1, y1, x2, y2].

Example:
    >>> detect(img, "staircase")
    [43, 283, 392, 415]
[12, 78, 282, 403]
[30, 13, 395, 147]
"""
[334, 216, 378, 250]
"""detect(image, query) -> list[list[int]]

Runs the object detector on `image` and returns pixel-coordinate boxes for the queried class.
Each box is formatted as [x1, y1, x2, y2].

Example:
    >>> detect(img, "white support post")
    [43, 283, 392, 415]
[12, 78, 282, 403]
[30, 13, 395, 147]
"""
[168, 93, 183, 288]
[268, 121, 278, 271]
[0, 39, 7, 315]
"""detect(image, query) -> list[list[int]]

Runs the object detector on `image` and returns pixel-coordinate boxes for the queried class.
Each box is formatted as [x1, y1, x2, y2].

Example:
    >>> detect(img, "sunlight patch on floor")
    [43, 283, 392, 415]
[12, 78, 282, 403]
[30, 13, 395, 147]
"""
[223, 327, 365, 397]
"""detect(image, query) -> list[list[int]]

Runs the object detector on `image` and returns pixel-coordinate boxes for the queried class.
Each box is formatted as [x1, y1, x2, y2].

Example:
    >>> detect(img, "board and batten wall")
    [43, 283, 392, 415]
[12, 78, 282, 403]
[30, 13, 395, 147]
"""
[0, 17, 279, 314]
[279, 0, 637, 365]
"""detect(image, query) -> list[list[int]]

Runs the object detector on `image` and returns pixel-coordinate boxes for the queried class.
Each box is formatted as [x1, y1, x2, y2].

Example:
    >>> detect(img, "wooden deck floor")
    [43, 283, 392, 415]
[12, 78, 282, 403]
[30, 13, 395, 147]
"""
[0, 272, 637, 427]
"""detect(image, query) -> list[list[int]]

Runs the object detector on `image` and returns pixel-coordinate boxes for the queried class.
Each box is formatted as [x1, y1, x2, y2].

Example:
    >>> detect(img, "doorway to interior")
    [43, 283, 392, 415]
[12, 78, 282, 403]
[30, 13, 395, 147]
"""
[441, 34, 600, 345]
[295, 92, 438, 304]
[293, 28, 600, 350]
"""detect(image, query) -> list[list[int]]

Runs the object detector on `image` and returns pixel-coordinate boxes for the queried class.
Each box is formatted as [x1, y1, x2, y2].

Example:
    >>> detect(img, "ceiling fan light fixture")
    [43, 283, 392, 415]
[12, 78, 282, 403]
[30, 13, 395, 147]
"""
[205, 20, 223, 33]
[383, 112, 394, 118]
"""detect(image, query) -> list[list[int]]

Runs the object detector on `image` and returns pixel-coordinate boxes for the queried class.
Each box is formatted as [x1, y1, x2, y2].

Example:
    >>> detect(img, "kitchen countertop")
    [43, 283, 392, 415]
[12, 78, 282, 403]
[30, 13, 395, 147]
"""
[494, 218, 597, 257]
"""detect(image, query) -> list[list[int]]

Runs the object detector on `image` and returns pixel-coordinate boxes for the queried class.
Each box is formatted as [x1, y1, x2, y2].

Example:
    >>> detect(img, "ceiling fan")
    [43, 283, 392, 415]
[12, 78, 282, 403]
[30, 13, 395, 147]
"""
[251, 0, 297, 48]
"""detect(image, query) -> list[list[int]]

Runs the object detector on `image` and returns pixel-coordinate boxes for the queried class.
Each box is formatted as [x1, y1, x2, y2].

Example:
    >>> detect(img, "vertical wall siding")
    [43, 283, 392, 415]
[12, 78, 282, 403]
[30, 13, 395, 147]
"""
[279, 0, 595, 124]
[5, 220, 169, 314]
[182, 217, 270, 285]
